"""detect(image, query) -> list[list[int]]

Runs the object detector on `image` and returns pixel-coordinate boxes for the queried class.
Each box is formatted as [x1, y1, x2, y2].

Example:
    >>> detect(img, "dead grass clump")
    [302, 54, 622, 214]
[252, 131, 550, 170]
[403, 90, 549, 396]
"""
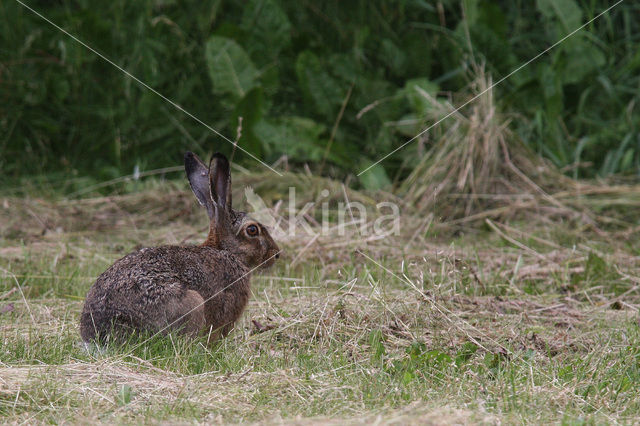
[0, 189, 197, 242]
[400, 65, 577, 222]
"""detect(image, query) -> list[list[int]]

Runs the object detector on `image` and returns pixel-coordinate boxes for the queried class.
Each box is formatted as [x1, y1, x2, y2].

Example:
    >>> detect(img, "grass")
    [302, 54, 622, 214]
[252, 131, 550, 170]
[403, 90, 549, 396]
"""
[2, 177, 640, 424]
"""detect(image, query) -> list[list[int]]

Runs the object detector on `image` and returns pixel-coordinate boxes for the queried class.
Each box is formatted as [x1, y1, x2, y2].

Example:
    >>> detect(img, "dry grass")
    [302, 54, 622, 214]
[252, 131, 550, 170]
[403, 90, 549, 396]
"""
[2, 173, 640, 424]
[396, 65, 640, 241]
[400, 66, 563, 218]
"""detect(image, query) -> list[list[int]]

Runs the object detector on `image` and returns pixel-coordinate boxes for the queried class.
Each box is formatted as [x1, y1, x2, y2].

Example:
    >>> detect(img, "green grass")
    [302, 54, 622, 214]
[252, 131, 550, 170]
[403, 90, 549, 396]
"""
[2, 184, 640, 424]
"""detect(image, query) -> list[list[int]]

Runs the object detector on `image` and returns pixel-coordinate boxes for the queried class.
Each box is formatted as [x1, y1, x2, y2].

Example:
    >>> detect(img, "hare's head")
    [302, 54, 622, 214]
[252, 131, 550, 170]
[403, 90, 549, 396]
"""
[184, 152, 280, 269]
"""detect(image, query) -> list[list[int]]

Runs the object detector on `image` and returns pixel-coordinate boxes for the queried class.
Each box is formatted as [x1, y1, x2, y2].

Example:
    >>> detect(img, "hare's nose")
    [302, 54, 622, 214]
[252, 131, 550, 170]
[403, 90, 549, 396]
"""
[275, 252, 280, 259]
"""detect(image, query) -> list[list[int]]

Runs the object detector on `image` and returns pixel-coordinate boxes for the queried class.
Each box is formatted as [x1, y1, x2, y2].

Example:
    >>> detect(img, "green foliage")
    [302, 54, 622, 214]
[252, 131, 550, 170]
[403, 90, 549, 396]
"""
[0, 0, 638, 185]
[388, 342, 457, 385]
[369, 329, 386, 362]
[256, 116, 329, 163]
[117, 384, 133, 406]
[494, 0, 640, 177]
[205, 36, 259, 100]
[568, 251, 631, 296]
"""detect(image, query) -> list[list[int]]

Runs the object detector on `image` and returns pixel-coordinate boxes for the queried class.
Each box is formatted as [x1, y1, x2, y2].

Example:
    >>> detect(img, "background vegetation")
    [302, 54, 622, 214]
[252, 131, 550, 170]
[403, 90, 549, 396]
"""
[1, 0, 639, 188]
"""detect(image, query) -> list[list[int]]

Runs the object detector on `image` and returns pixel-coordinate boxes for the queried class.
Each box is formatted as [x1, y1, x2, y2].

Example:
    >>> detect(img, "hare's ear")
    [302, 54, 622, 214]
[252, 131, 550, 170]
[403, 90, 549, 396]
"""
[184, 152, 214, 219]
[209, 153, 232, 214]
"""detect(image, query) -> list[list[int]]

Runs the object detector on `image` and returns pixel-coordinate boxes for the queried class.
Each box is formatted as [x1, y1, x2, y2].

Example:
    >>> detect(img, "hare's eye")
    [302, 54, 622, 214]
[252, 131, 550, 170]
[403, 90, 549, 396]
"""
[246, 224, 259, 237]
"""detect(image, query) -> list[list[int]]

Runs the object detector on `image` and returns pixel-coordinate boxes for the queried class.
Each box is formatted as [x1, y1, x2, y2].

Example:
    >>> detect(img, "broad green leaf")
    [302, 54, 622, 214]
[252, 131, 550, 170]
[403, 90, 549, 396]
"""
[117, 384, 133, 406]
[380, 39, 407, 76]
[255, 116, 328, 162]
[560, 39, 606, 84]
[295, 51, 344, 119]
[403, 78, 439, 117]
[328, 53, 359, 84]
[536, 0, 582, 34]
[354, 78, 398, 128]
[539, 67, 559, 100]
[358, 161, 392, 190]
[539, 67, 563, 118]
[455, 342, 478, 366]
[402, 370, 414, 384]
[392, 113, 422, 138]
[241, 0, 291, 63]
[205, 36, 258, 99]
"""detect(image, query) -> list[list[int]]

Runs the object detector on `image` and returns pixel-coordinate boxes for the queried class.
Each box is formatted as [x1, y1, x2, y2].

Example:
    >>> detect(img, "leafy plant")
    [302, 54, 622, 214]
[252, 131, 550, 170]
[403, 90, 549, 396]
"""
[0, 0, 638, 188]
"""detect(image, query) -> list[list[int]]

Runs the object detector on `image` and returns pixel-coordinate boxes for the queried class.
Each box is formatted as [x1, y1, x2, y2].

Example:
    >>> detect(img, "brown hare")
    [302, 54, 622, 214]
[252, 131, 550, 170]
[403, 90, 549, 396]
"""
[80, 152, 280, 343]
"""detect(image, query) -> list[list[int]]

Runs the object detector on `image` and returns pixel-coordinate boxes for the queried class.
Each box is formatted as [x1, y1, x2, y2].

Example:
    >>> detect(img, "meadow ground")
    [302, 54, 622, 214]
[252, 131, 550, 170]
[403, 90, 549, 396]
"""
[1, 175, 640, 424]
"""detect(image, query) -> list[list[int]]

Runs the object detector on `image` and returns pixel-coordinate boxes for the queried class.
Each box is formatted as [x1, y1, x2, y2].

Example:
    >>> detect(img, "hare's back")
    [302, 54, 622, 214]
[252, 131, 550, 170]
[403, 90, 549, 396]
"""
[95, 246, 210, 295]
[92, 245, 246, 298]
[80, 245, 230, 341]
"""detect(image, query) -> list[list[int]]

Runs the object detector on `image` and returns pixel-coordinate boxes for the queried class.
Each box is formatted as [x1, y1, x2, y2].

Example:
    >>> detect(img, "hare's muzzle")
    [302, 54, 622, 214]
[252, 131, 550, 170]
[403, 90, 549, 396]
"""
[262, 247, 280, 269]
[269, 248, 281, 261]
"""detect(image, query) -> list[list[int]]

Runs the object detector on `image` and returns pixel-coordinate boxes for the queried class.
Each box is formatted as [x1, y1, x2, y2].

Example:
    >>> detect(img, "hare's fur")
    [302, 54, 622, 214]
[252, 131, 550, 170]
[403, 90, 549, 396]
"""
[79, 152, 279, 343]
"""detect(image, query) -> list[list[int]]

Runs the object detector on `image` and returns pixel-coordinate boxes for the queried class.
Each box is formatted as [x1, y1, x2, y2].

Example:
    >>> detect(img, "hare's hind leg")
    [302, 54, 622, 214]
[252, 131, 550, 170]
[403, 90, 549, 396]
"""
[163, 290, 206, 337]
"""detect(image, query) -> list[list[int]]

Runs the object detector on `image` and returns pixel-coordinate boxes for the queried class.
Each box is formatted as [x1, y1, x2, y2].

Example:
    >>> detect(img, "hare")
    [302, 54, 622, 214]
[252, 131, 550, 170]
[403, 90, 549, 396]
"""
[79, 152, 280, 343]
